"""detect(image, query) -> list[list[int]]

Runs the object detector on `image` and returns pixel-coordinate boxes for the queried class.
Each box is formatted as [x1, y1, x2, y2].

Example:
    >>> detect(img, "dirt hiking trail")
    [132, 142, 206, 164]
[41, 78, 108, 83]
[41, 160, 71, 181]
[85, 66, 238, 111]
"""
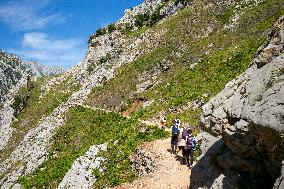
[114, 138, 191, 189]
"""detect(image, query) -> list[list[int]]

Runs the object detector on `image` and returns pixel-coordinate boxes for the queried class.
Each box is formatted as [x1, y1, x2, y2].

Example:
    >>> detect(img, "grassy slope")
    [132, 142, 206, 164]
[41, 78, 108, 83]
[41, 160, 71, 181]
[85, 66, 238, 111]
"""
[19, 106, 168, 188]
[86, 0, 284, 126]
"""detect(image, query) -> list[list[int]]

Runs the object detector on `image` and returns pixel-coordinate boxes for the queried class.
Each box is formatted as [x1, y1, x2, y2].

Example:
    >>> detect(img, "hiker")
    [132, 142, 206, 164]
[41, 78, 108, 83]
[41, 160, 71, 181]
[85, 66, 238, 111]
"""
[184, 128, 196, 168]
[160, 114, 166, 129]
[171, 119, 181, 154]
[178, 123, 189, 164]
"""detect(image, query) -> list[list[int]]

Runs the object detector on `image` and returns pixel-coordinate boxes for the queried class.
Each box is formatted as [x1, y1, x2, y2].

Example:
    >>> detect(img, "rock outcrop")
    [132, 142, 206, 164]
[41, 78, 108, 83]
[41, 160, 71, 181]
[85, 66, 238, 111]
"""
[0, 51, 29, 151]
[191, 16, 284, 189]
[0, 50, 64, 153]
[131, 149, 156, 177]
[57, 144, 107, 189]
[0, 50, 28, 106]
[24, 61, 64, 77]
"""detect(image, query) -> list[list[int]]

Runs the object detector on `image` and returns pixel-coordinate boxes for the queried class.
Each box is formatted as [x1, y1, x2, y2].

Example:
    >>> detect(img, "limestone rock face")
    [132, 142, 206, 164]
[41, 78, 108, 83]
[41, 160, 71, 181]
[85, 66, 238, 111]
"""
[0, 50, 28, 105]
[57, 144, 107, 189]
[24, 61, 64, 77]
[0, 50, 29, 151]
[191, 16, 284, 189]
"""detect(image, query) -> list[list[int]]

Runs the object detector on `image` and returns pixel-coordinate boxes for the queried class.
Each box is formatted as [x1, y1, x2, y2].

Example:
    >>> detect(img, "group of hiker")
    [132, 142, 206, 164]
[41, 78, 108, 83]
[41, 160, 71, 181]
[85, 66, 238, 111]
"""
[160, 115, 197, 168]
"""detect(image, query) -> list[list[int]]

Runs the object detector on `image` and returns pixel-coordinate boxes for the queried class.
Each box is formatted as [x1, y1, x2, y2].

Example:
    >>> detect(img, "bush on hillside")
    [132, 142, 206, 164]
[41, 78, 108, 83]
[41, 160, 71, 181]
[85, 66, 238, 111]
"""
[12, 78, 34, 116]
[95, 27, 107, 37]
[134, 12, 151, 28]
[174, 0, 190, 6]
[107, 23, 116, 33]
[134, 8, 164, 28]
[121, 23, 134, 35]
[147, 9, 164, 26]
[98, 53, 112, 65]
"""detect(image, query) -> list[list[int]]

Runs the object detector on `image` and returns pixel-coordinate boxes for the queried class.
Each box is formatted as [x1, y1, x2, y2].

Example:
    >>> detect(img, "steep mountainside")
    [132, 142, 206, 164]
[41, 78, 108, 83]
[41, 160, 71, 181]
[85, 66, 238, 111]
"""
[0, 0, 283, 188]
[0, 50, 65, 157]
[0, 50, 29, 155]
[24, 61, 64, 77]
[0, 50, 64, 107]
[0, 50, 28, 106]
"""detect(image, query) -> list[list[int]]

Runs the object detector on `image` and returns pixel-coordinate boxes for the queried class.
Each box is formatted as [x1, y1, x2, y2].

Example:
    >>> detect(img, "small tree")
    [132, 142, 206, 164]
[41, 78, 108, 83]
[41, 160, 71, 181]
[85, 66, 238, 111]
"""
[107, 24, 116, 33]
[95, 27, 107, 37]
[134, 12, 150, 28]
[121, 23, 134, 35]
[147, 9, 164, 26]
[174, 0, 190, 6]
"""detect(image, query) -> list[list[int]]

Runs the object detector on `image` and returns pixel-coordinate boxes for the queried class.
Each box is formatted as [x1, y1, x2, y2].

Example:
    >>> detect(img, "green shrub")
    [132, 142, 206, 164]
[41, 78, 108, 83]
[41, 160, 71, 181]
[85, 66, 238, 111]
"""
[107, 23, 116, 33]
[134, 9, 164, 28]
[147, 9, 164, 26]
[95, 27, 107, 37]
[121, 23, 134, 35]
[87, 63, 96, 73]
[174, 0, 190, 6]
[12, 77, 35, 116]
[12, 93, 30, 116]
[134, 12, 151, 28]
[98, 53, 112, 64]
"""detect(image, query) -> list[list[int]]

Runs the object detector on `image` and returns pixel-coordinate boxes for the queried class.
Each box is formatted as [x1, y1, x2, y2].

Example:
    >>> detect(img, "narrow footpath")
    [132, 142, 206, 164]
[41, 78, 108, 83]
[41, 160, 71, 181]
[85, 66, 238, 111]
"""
[114, 138, 191, 189]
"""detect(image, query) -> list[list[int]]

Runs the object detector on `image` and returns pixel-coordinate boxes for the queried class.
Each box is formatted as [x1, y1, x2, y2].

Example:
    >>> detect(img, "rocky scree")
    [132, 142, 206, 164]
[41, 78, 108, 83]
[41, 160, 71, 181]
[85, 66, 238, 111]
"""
[131, 149, 156, 177]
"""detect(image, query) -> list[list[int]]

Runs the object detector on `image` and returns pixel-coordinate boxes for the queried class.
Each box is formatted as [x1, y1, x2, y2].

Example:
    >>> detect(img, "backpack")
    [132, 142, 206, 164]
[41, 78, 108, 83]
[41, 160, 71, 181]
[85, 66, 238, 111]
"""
[182, 128, 188, 140]
[172, 125, 179, 137]
[187, 135, 196, 150]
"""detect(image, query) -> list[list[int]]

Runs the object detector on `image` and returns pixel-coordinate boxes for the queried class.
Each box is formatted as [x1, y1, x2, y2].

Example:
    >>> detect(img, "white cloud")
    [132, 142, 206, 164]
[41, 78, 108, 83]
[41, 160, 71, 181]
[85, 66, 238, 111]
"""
[11, 32, 85, 68]
[0, 0, 65, 30]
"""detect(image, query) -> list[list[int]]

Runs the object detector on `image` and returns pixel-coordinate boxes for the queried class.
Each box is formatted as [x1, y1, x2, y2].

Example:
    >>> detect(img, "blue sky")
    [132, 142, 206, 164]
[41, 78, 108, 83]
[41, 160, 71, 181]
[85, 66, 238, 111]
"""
[0, 0, 144, 68]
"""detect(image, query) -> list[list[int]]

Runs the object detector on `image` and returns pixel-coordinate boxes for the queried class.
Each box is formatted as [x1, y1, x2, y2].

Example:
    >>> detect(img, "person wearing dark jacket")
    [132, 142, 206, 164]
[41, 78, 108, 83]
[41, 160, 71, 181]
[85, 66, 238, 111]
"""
[171, 119, 180, 154]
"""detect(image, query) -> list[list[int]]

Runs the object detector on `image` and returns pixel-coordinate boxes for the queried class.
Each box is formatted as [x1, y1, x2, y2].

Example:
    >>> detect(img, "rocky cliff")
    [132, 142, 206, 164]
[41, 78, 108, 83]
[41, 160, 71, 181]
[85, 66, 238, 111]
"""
[0, 50, 64, 107]
[0, 50, 65, 157]
[24, 61, 64, 77]
[191, 16, 284, 189]
[0, 50, 28, 106]
[0, 50, 29, 154]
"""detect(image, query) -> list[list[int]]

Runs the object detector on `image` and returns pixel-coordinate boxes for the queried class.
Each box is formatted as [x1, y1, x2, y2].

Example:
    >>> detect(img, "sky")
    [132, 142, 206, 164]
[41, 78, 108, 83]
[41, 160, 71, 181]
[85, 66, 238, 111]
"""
[0, 0, 144, 68]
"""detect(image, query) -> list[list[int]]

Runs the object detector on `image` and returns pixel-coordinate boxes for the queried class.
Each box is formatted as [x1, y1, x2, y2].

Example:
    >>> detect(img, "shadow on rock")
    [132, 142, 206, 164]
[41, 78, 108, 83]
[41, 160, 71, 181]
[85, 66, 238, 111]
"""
[189, 139, 240, 189]
[189, 138, 276, 189]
